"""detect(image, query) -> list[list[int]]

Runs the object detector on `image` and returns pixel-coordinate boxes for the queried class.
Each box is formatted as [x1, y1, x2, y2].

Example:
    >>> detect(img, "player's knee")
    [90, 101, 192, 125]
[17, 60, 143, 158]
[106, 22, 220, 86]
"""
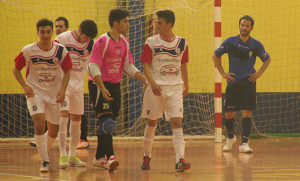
[61, 110, 69, 118]
[98, 115, 116, 135]
[147, 120, 158, 127]
[102, 117, 116, 135]
[225, 111, 235, 119]
[48, 129, 58, 138]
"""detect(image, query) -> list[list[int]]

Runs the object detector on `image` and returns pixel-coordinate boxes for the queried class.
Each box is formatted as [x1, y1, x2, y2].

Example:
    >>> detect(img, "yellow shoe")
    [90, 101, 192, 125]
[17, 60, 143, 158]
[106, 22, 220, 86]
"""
[69, 156, 87, 167]
[59, 156, 70, 169]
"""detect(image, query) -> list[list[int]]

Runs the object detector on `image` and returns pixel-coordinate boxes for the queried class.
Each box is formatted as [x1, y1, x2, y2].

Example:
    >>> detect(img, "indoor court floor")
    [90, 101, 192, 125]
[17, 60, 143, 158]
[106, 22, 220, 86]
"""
[0, 137, 300, 181]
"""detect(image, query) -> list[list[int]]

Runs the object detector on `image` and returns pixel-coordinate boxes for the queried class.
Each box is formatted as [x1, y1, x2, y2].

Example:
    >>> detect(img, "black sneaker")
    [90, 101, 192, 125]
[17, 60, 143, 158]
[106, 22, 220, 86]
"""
[175, 158, 191, 172]
[141, 156, 151, 170]
[40, 161, 50, 172]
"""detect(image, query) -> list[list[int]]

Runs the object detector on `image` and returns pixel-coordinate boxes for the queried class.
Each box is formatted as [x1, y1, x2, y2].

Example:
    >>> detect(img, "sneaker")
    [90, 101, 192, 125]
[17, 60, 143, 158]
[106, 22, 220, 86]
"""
[40, 161, 50, 172]
[30, 141, 37, 148]
[141, 156, 151, 170]
[223, 135, 237, 151]
[175, 158, 191, 172]
[69, 156, 87, 167]
[239, 143, 253, 153]
[59, 156, 70, 169]
[93, 157, 107, 169]
[77, 140, 89, 149]
[107, 155, 119, 172]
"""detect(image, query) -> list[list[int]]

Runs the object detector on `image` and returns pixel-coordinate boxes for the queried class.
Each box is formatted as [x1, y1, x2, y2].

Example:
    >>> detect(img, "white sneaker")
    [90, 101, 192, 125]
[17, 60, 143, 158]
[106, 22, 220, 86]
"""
[107, 155, 119, 172]
[239, 143, 253, 153]
[223, 135, 236, 151]
[69, 156, 87, 167]
[93, 157, 107, 169]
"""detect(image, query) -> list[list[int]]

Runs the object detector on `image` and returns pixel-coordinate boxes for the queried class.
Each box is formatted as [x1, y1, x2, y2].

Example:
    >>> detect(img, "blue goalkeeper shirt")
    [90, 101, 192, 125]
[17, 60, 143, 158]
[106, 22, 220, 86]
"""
[215, 35, 270, 85]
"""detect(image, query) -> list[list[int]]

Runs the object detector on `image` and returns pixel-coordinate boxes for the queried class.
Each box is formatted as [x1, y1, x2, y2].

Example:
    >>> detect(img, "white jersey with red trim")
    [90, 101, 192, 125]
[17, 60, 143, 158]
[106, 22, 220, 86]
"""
[14, 41, 72, 104]
[55, 31, 94, 92]
[140, 34, 189, 85]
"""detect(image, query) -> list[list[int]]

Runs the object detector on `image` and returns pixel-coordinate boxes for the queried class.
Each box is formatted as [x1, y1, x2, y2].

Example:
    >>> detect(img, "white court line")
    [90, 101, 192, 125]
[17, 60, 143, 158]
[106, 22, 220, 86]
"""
[0, 172, 68, 181]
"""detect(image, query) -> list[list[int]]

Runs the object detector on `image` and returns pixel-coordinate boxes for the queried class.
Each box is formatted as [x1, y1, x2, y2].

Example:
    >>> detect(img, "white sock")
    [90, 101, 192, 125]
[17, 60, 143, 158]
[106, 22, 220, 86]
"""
[172, 128, 185, 162]
[68, 121, 81, 158]
[59, 117, 68, 157]
[46, 131, 56, 151]
[143, 124, 157, 157]
[35, 133, 49, 162]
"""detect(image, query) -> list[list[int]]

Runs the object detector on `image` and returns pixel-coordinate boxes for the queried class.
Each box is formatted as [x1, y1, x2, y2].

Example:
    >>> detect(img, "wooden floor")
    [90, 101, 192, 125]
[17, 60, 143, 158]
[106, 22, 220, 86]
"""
[0, 137, 300, 181]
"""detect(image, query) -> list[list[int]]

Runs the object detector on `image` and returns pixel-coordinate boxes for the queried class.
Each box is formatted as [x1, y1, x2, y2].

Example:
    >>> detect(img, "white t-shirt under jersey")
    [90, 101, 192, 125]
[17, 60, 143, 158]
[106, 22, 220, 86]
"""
[55, 31, 94, 92]
[14, 41, 72, 104]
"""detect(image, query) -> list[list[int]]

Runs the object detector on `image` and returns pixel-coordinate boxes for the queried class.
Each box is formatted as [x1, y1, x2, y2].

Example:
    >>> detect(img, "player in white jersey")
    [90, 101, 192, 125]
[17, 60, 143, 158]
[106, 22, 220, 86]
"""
[30, 16, 70, 149]
[13, 19, 72, 172]
[140, 10, 191, 172]
[88, 8, 147, 172]
[30, 17, 91, 150]
[54, 19, 98, 168]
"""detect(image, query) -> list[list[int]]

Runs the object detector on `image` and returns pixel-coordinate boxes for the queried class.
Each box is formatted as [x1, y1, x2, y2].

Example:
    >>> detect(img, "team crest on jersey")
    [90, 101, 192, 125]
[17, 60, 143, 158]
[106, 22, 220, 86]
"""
[83, 49, 89, 55]
[53, 57, 59, 64]
[175, 48, 180, 54]
[262, 50, 268, 57]
[116, 49, 121, 55]
[249, 51, 253, 57]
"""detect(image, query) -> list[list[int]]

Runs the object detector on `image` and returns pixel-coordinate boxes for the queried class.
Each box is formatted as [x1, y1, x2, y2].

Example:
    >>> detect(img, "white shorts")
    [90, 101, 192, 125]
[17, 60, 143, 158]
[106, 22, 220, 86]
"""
[60, 91, 84, 115]
[27, 94, 60, 125]
[141, 85, 183, 121]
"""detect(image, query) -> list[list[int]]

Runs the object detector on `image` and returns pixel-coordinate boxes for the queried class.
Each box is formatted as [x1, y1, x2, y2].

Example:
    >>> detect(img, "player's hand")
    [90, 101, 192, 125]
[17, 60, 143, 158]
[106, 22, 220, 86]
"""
[56, 89, 66, 103]
[182, 88, 189, 98]
[150, 82, 162, 96]
[222, 73, 236, 82]
[248, 72, 262, 82]
[24, 85, 34, 98]
[101, 89, 113, 101]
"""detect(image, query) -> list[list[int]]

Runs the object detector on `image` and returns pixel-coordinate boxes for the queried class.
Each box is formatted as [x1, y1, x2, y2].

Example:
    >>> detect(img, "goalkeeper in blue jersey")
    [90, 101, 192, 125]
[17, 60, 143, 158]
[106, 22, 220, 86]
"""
[212, 15, 271, 153]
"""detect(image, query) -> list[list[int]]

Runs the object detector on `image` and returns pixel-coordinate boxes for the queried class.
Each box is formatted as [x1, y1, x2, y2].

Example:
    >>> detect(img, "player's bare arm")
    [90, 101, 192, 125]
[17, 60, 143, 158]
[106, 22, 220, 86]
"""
[13, 67, 34, 98]
[143, 62, 162, 96]
[123, 61, 147, 85]
[181, 63, 189, 98]
[212, 53, 236, 82]
[94, 75, 113, 101]
[134, 72, 147, 85]
[248, 57, 271, 82]
[56, 70, 70, 103]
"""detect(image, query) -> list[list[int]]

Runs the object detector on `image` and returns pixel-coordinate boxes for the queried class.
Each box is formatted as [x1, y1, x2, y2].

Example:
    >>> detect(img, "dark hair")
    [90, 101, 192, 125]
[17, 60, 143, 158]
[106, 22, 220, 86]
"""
[36, 18, 53, 31]
[79, 19, 98, 39]
[108, 8, 129, 28]
[239, 15, 254, 27]
[55, 16, 69, 28]
[156, 10, 175, 27]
